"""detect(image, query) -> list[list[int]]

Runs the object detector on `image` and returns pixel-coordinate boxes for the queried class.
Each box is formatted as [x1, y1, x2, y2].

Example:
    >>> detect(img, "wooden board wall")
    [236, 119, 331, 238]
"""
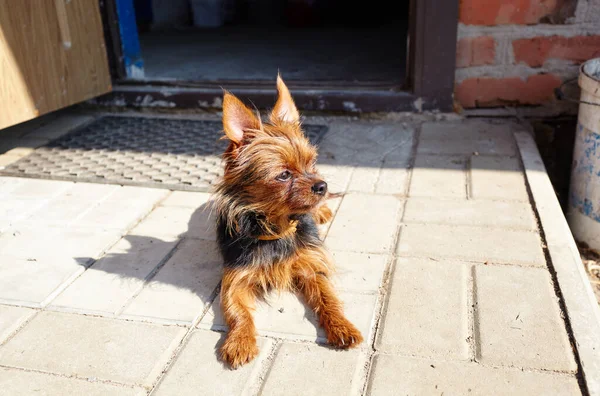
[0, 0, 112, 130]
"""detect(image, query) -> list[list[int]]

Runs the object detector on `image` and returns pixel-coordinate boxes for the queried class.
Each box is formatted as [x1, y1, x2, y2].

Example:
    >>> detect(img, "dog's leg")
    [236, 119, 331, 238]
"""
[314, 204, 333, 225]
[219, 268, 259, 369]
[294, 249, 363, 348]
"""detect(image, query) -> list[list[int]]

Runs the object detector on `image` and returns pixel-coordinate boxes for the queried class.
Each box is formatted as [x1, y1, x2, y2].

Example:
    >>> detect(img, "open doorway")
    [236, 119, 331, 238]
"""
[100, 0, 458, 112]
[131, 0, 409, 85]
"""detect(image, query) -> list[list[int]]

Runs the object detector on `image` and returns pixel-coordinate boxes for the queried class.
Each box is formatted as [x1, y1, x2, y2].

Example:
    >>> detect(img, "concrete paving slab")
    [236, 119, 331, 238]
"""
[120, 239, 222, 324]
[0, 227, 123, 262]
[0, 256, 89, 306]
[0, 367, 147, 396]
[368, 355, 581, 396]
[326, 194, 402, 253]
[409, 155, 467, 198]
[398, 224, 545, 266]
[403, 198, 537, 230]
[20, 184, 118, 227]
[154, 330, 273, 396]
[377, 258, 469, 359]
[470, 156, 529, 201]
[75, 186, 168, 230]
[160, 191, 212, 208]
[200, 291, 378, 343]
[6, 178, 72, 197]
[131, 205, 216, 241]
[0, 305, 35, 343]
[0, 312, 186, 386]
[330, 250, 387, 293]
[475, 265, 577, 372]
[420, 121, 516, 141]
[50, 235, 179, 315]
[261, 342, 365, 396]
[418, 138, 517, 156]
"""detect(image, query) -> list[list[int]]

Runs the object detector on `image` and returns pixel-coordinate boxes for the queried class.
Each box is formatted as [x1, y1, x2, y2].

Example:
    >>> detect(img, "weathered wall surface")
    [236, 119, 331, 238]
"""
[455, 0, 600, 108]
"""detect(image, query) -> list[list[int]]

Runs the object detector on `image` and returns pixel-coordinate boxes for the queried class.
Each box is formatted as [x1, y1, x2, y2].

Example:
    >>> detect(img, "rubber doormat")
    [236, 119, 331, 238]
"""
[0, 116, 329, 192]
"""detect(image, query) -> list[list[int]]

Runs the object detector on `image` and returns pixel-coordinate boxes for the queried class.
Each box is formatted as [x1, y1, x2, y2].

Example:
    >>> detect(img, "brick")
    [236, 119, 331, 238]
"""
[200, 291, 378, 343]
[0, 312, 186, 386]
[459, 0, 576, 25]
[403, 198, 536, 230]
[50, 235, 179, 314]
[514, 35, 600, 67]
[326, 194, 402, 253]
[471, 156, 530, 201]
[131, 205, 216, 240]
[0, 367, 146, 396]
[377, 258, 468, 358]
[368, 355, 581, 395]
[121, 239, 222, 323]
[456, 37, 496, 68]
[0, 305, 35, 343]
[475, 265, 577, 371]
[0, 256, 86, 306]
[398, 224, 545, 266]
[455, 74, 562, 108]
[409, 155, 467, 198]
[330, 250, 387, 292]
[261, 343, 365, 396]
[155, 330, 272, 395]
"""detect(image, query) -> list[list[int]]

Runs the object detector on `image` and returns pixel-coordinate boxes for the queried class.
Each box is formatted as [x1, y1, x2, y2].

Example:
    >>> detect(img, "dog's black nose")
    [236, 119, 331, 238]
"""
[312, 181, 327, 195]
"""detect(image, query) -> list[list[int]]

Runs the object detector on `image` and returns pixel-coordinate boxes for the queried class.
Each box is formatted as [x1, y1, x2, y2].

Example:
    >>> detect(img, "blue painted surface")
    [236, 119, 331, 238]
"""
[570, 123, 600, 222]
[115, 0, 144, 78]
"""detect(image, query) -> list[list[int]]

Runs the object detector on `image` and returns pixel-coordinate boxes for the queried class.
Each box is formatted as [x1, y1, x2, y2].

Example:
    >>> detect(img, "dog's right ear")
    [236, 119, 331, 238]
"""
[222, 92, 261, 145]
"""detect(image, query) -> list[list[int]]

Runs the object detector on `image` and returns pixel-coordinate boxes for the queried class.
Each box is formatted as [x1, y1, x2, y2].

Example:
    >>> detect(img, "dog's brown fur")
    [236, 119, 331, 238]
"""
[214, 76, 362, 368]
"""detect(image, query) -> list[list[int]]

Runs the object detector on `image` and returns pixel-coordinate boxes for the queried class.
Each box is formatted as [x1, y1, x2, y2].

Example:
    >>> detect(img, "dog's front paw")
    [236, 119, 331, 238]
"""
[325, 317, 363, 349]
[220, 333, 259, 369]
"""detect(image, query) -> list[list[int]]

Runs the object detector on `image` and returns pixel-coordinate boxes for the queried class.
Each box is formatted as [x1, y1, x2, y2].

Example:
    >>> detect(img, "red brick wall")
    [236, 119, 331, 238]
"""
[455, 0, 600, 108]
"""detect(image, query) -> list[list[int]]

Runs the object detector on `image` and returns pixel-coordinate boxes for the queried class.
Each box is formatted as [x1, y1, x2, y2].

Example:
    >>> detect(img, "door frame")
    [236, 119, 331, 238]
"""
[96, 0, 459, 112]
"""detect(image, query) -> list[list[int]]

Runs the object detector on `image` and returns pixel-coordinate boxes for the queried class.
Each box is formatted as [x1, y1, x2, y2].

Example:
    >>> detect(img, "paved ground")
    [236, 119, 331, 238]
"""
[0, 112, 597, 395]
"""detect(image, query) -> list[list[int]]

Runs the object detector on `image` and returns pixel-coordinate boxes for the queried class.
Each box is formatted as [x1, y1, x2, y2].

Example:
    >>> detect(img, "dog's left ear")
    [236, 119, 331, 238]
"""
[270, 74, 300, 124]
[222, 92, 261, 145]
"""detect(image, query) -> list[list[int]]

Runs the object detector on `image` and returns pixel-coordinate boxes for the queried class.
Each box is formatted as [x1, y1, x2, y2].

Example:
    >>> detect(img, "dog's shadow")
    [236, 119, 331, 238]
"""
[75, 199, 323, 365]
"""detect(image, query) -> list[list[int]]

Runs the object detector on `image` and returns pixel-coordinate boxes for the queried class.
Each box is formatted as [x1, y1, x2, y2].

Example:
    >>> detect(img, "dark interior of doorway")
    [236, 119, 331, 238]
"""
[132, 0, 409, 85]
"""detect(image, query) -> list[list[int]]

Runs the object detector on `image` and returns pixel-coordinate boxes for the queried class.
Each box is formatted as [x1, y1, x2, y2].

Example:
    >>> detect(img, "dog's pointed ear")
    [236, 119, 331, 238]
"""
[222, 92, 261, 145]
[270, 74, 300, 124]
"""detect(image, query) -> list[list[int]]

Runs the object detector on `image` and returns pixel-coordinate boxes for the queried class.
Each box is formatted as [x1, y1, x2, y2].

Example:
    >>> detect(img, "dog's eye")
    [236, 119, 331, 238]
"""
[276, 170, 292, 181]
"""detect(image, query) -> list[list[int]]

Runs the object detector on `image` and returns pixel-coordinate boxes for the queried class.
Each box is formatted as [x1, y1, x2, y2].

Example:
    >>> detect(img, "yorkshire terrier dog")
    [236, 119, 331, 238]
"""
[214, 76, 363, 368]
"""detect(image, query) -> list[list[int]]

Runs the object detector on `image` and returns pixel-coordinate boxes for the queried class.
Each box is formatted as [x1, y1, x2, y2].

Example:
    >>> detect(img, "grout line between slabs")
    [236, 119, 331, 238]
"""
[358, 125, 419, 396]
[0, 364, 143, 390]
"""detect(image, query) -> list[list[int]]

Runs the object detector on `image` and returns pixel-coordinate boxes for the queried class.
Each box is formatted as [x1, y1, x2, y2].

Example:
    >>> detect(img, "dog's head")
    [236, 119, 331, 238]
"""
[216, 76, 327, 226]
